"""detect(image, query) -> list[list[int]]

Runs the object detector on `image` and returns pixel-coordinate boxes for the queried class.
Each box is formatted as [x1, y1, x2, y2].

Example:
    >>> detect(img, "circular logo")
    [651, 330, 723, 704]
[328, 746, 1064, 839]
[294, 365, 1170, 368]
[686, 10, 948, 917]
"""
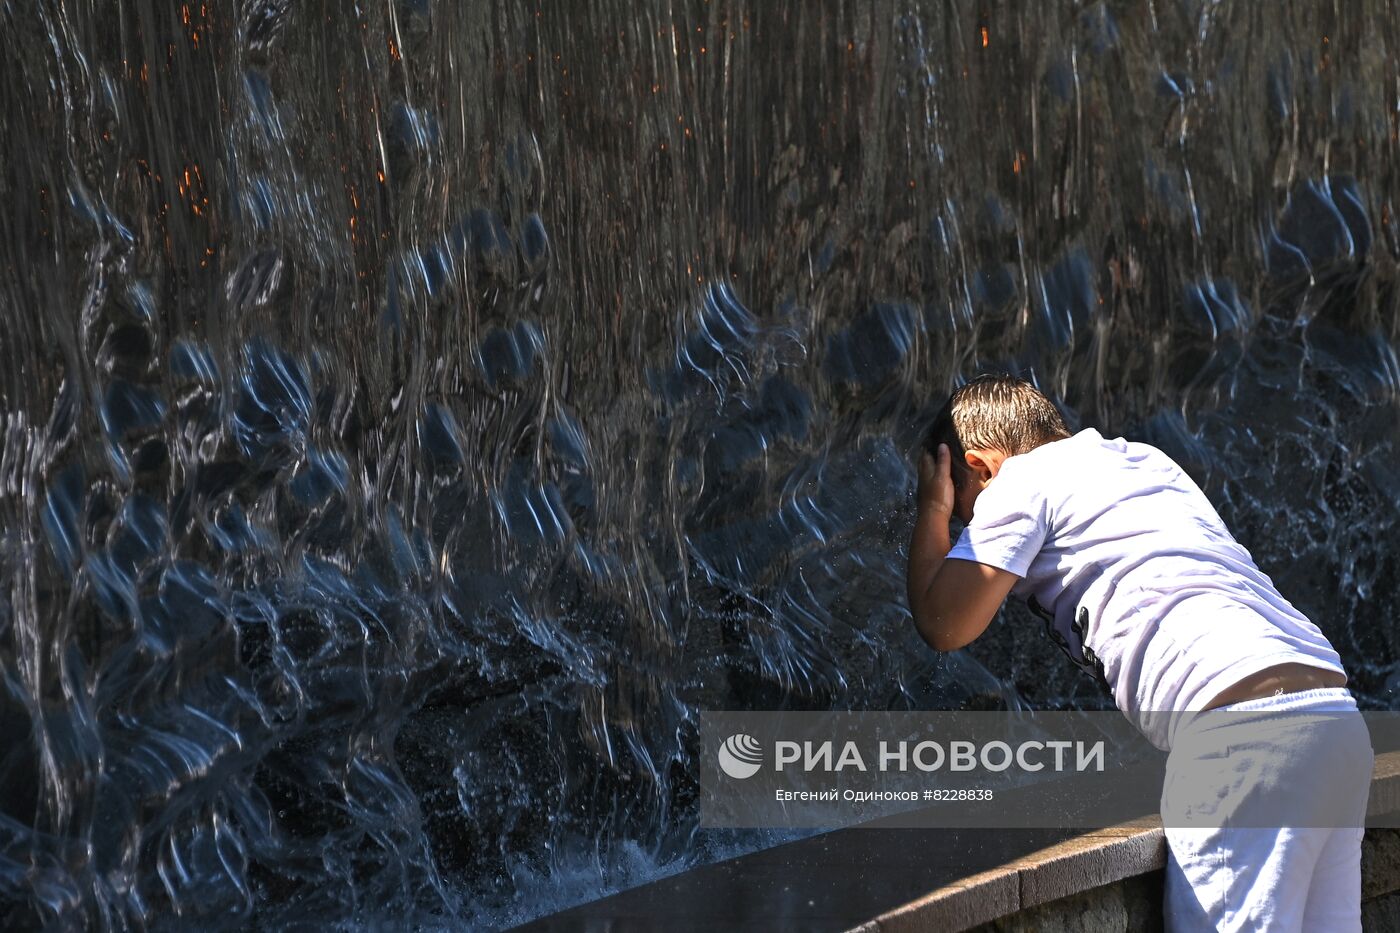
[718, 733, 764, 779]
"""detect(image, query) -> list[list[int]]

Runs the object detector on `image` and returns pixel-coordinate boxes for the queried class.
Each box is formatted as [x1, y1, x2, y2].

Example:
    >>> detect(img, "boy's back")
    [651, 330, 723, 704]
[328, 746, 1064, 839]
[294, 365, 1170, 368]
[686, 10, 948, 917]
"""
[945, 425, 1345, 748]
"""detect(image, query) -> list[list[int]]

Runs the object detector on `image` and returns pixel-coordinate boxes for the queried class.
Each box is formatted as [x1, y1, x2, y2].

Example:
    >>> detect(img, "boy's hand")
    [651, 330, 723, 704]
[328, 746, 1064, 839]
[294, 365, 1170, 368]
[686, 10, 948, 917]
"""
[908, 442, 1015, 652]
[917, 443, 956, 518]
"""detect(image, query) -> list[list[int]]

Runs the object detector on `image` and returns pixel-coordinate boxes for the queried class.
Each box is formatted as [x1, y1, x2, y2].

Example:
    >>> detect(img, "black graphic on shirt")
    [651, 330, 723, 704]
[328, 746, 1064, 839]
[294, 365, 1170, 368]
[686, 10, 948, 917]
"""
[1027, 595, 1111, 692]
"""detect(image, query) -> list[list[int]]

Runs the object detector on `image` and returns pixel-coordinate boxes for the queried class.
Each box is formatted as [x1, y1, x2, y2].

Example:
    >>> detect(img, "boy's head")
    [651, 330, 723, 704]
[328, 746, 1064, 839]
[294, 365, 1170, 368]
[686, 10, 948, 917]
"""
[926, 373, 1071, 522]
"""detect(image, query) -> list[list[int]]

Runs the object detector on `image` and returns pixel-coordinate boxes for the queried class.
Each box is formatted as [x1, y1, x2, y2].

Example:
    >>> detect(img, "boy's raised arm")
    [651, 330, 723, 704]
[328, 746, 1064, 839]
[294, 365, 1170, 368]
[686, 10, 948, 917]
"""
[906, 444, 1019, 651]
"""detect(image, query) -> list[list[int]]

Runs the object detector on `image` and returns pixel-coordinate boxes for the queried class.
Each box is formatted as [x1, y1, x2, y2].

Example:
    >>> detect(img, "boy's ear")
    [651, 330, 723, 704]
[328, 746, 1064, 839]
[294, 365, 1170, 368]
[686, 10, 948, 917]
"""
[964, 448, 1006, 481]
[963, 450, 988, 479]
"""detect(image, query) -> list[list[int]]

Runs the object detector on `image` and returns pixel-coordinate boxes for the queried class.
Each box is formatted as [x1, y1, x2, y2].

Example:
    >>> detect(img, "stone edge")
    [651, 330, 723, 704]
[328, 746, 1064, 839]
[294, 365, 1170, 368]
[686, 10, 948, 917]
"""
[853, 749, 1400, 933]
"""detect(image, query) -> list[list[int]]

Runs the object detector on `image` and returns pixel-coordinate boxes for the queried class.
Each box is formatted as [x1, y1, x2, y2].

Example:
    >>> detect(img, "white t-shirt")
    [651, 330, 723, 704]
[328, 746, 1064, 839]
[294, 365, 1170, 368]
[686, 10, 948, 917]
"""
[945, 426, 1346, 749]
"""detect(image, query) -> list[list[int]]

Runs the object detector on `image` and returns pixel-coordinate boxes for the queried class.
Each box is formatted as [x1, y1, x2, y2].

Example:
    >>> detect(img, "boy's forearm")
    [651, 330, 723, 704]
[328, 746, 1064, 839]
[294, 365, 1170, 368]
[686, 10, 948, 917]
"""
[906, 502, 953, 621]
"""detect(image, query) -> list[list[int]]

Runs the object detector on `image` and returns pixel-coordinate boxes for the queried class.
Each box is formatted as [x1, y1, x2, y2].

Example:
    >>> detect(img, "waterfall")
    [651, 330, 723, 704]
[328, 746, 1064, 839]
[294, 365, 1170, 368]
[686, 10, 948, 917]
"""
[1, 1, 1397, 927]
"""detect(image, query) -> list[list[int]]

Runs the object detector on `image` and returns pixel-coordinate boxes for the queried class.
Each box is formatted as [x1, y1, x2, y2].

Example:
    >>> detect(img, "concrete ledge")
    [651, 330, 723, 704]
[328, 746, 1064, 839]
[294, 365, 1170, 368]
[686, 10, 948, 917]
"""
[523, 750, 1400, 931]
[853, 820, 1167, 933]
[1368, 748, 1400, 822]
[853, 750, 1400, 932]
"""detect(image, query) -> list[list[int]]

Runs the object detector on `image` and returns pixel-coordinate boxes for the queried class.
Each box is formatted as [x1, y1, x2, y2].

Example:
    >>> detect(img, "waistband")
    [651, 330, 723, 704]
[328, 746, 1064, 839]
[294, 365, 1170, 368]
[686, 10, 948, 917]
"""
[1213, 686, 1356, 713]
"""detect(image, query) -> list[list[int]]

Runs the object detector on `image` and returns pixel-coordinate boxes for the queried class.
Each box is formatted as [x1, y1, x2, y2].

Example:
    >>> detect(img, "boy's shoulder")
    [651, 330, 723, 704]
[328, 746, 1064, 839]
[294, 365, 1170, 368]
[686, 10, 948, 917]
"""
[1000, 427, 1184, 499]
[1012, 426, 1165, 469]
[1000, 426, 1107, 476]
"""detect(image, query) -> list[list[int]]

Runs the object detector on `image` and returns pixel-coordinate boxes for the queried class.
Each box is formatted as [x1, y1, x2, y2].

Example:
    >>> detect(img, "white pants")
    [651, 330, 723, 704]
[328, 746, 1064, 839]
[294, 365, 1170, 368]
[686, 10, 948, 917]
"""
[1161, 687, 1373, 932]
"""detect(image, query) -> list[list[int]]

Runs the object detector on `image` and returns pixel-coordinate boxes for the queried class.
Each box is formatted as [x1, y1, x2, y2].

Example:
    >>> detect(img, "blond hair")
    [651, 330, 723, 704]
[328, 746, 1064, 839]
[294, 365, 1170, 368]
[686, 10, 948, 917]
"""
[927, 373, 1071, 480]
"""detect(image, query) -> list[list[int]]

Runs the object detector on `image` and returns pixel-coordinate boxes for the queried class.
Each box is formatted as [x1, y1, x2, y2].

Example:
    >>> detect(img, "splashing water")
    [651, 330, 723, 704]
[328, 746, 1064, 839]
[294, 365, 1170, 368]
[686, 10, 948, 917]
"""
[1, 0, 1399, 927]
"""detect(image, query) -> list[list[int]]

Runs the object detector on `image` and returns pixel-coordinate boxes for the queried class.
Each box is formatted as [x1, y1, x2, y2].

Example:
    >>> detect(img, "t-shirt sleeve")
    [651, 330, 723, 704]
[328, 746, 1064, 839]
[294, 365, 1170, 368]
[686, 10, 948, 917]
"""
[945, 469, 1048, 578]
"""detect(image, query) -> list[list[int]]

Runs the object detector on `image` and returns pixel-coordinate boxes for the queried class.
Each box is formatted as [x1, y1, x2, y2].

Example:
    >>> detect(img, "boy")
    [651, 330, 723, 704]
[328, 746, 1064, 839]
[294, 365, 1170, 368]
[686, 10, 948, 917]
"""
[906, 373, 1373, 932]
